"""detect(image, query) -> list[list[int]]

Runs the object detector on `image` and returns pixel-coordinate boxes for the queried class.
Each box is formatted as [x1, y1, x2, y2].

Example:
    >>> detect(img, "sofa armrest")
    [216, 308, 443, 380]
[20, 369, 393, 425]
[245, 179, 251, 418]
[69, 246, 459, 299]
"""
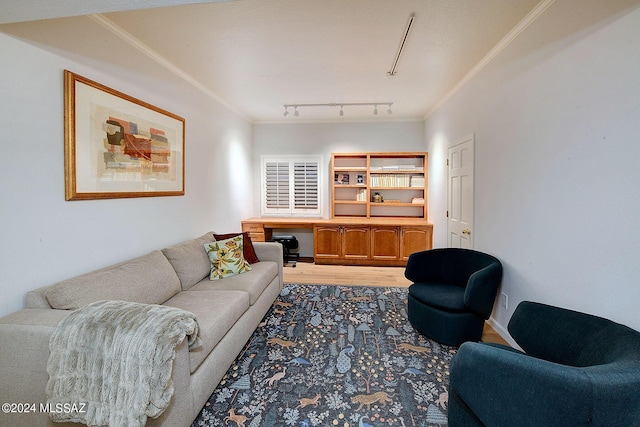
[0, 309, 72, 426]
[450, 341, 595, 427]
[253, 242, 284, 286]
[25, 285, 56, 308]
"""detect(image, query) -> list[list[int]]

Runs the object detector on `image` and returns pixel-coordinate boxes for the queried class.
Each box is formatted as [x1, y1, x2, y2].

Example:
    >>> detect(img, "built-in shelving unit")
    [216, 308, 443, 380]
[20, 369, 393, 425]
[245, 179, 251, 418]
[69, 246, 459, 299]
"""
[331, 152, 428, 220]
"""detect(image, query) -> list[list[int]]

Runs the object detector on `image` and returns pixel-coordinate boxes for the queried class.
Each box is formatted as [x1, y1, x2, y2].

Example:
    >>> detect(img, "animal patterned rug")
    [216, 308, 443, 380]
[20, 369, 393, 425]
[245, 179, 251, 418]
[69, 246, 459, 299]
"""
[191, 284, 457, 427]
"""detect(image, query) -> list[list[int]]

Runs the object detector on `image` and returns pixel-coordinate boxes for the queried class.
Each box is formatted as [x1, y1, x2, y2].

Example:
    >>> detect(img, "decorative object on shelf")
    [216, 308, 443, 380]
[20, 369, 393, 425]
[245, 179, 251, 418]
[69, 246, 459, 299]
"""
[356, 174, 365, 184]
[283, 102, 393, 118]
[373, 192, 383, 203]
[64, 70, 185, 201]
[334, 173, 350, 184]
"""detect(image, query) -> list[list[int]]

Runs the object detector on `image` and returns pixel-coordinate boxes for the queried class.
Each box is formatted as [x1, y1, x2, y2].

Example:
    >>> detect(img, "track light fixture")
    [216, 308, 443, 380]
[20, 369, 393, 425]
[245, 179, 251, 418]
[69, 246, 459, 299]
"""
[388, 13, 415, 77]
[282, 102, 393, 118]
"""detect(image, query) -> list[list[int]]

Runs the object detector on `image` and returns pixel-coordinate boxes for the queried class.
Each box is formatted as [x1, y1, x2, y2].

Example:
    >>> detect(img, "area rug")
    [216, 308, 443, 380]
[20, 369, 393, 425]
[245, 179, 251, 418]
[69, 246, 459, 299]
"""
[191, 284, 457, 427]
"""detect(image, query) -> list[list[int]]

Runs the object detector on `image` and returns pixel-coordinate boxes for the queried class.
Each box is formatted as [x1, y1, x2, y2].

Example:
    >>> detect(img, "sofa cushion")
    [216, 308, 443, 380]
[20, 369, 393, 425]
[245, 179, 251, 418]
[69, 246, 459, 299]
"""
[204, 235, 252, 280]
[163, 290, 250, 373]
[213, 232, 260, 264]
[161, 232, 216, 291]
[45, 251, 181, 310]
[187, 260, 278, 305]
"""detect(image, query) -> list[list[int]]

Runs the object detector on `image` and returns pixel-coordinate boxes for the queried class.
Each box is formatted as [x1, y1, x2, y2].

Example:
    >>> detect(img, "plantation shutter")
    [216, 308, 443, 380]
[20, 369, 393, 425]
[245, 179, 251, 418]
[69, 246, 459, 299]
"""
[294, 161, 318, 211]
[261, 156, 322, 216]
[265, 161, 290, 211]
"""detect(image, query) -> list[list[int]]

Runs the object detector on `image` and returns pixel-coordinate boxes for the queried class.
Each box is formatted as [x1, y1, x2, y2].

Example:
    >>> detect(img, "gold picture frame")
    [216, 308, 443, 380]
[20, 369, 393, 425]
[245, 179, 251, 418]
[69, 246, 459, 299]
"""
[64, 70, 185, 200]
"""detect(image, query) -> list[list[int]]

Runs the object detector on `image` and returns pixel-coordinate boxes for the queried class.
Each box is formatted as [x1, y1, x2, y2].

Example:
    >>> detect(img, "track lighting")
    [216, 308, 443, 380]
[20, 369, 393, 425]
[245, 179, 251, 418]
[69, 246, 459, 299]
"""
[388, 13, 415, 77]
[282, 102, 394, 118]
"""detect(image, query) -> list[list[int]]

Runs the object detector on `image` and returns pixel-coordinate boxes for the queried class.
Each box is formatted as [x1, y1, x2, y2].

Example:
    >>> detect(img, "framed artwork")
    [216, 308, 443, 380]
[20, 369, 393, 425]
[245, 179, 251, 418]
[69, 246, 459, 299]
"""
[64, 70, 185, 200]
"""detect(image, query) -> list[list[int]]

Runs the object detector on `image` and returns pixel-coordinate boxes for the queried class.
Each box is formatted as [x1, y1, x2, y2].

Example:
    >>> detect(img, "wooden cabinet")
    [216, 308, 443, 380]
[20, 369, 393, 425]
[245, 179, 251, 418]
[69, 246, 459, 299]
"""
[400, 226, 433, 261]
[314, 225, 369, 262]
[314, 222, 432, 266]
[242, 217, 432, 267]
[370, 226, 399, 260]
[332, 152, 428, 220]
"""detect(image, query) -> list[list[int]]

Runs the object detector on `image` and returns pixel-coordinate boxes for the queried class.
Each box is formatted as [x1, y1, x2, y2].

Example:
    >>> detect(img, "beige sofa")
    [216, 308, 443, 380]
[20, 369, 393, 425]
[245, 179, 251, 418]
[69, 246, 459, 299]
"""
[0, 232, 283, 427]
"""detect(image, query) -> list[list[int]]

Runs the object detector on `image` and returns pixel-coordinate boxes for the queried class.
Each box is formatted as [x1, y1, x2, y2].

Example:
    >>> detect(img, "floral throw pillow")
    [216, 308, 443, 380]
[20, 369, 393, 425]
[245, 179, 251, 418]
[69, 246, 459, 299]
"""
[204, 235, 252, 280]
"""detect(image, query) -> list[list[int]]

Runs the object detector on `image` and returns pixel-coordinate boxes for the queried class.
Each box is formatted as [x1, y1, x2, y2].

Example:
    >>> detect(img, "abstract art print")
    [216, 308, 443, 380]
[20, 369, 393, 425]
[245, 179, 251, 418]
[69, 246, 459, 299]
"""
[64, 70, 185, 200]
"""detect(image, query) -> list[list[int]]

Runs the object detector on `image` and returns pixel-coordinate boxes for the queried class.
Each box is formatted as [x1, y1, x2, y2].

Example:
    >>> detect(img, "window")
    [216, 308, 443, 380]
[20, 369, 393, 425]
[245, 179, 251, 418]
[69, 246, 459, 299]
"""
[261, 155, 323, 217]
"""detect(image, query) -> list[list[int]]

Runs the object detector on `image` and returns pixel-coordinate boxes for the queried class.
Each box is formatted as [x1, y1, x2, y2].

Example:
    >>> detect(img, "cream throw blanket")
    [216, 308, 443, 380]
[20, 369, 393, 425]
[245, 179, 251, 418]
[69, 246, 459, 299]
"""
[46, 300, 201, 427]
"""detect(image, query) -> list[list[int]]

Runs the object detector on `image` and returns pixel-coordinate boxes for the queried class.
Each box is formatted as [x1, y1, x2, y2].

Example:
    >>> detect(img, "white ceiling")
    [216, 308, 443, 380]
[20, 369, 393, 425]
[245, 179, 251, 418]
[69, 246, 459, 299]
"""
[1, 0, 543, 122]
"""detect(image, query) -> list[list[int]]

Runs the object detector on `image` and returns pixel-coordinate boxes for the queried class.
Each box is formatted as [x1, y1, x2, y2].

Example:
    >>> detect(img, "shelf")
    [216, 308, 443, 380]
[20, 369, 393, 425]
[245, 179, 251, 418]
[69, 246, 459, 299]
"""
[331, 152, 428, 220]
[334, 166, 367, 171]
[371, 202, 424, 207]
[371, 187, 424, 190]
[369, 169, 424, 173]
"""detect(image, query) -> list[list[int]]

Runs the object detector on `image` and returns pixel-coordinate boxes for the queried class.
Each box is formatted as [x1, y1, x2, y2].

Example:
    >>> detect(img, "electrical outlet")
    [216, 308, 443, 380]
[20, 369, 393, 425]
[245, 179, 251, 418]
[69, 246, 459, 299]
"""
[500, 292, 508, 309]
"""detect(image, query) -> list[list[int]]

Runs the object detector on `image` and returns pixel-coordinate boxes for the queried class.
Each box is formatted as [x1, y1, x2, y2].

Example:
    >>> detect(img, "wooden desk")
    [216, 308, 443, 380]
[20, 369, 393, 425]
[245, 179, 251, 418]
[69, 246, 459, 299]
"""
[242, 217, 433, 267]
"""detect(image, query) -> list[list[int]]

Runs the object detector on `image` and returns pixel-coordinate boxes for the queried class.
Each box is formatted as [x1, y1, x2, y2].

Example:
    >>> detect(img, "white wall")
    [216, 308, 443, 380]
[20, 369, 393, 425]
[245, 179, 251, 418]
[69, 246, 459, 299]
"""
[425, 1, 640, 336]
[252, 121, 425, 255]
[0, 18, 253, 317]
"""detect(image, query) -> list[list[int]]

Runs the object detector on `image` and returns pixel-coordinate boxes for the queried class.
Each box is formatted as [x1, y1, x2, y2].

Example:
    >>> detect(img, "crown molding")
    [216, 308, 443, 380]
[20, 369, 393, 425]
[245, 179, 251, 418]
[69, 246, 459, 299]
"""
[88, 13, 250, 122]
[425, 0, 557, 119]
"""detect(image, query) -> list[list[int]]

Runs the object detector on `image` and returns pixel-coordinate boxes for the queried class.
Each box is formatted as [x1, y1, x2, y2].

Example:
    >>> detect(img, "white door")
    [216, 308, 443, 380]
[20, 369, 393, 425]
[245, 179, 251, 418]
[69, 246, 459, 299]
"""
[448, 135, 474, 248]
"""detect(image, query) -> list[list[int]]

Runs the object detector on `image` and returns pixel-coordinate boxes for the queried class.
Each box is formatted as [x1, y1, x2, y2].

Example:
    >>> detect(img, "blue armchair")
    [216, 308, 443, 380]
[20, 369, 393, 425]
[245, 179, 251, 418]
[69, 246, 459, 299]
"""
[448, 301, 640, 426]
[405, 248, 503, 346]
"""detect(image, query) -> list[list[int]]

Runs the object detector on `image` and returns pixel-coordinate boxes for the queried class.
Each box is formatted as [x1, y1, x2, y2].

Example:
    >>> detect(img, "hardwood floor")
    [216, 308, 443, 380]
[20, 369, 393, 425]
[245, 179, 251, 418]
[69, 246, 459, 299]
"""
[283, 261, 509, 346]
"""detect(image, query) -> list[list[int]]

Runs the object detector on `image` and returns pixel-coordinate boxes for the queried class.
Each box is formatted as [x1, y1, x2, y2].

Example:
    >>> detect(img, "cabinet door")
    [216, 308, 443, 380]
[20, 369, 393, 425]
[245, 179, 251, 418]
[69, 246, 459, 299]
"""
[371, 226, 399, 260]
[314, 226, 342, 260]
[342, 226, 370, 259]
[400, 226, 432, 260]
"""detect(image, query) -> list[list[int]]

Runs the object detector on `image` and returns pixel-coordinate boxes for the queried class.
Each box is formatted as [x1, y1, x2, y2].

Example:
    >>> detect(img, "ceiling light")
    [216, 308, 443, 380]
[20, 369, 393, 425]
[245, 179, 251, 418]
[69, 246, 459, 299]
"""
[388, 13, 415, 77]
[282, 102, 394, 118]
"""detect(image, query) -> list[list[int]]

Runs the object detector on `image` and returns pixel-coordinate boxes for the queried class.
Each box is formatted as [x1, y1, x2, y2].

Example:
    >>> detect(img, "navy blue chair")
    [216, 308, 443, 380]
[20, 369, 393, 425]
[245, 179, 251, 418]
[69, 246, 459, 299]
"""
[405, 248, 503, 346]
[448, 301, 640, 426]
